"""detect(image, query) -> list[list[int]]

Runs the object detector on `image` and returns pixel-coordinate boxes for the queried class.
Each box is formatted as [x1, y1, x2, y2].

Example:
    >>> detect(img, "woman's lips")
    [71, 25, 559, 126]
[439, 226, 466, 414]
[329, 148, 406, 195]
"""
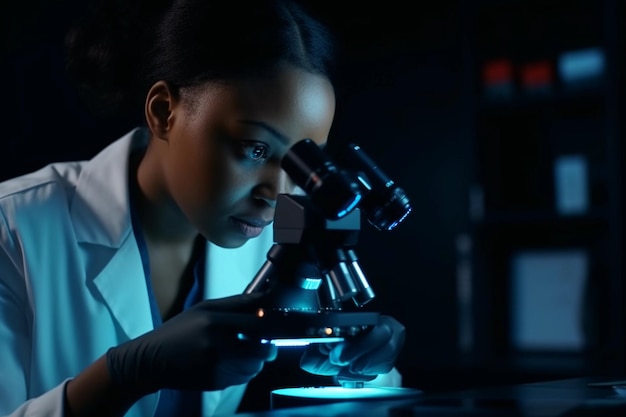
[230, 217, 272, 238]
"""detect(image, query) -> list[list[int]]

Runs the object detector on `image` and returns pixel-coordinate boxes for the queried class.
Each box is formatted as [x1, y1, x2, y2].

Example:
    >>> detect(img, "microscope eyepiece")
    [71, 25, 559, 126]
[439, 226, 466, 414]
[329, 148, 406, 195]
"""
[281, 139, 411, 230]
[281, 139, 362, 220]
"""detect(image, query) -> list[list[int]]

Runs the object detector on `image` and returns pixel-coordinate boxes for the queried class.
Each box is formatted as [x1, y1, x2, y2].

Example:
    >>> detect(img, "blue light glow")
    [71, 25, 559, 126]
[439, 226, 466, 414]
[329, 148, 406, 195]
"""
[272, 386, 421, 400]
[337, 194, 362, 218]
[387, 206, 412, 230]
[261, 337, 345, 347]
[301, 277, 322, 290]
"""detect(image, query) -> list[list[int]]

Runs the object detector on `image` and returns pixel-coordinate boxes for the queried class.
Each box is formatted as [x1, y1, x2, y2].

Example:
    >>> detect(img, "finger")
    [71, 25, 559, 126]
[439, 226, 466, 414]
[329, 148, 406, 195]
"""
[346, 341, 398, 375]
[195, 293, 265, 313]
[355, 320, 405, 375]
[213, 357, 267, 388]
[318, 342, 334, 355]
[336, 368, 378, 382]
[299, 347, 342, 376]
[211, 340, 278, 388]
[228, 338, 278, 362]
[331, 322, 393, 364]
[338, 316, 405, 363]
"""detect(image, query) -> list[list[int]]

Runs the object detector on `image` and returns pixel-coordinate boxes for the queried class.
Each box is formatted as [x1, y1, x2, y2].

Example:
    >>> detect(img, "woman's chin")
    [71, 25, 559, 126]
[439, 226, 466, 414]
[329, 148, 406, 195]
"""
[209, 233, 251, 249]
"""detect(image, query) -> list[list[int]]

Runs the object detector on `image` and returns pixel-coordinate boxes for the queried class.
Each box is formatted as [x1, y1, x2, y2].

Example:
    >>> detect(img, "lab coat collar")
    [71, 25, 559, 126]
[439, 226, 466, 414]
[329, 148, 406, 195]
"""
[91, 235, 155, 339]
[70, 127, 148, 247]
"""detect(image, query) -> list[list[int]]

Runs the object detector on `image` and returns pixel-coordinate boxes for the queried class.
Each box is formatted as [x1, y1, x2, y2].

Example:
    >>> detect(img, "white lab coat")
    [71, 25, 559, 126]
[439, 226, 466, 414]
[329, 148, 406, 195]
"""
[0, 128, 402, 417]
[0, 128, 274, 417]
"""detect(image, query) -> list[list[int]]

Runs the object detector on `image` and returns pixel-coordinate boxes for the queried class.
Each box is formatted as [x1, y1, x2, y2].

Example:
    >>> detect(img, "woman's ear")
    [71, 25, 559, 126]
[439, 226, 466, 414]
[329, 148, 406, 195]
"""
[145, 81, 178, 140]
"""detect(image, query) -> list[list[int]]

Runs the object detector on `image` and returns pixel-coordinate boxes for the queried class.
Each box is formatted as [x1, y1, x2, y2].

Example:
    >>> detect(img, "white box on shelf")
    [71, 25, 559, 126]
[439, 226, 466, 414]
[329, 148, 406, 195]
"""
[554, 154, 588, 215]
[510, 249, 588, 352]
[558, 47, 605, 89]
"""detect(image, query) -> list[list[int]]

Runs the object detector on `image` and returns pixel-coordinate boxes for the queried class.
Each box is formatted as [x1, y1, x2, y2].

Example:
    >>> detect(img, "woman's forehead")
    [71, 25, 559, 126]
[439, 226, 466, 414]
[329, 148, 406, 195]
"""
[187, 67, 335, 146]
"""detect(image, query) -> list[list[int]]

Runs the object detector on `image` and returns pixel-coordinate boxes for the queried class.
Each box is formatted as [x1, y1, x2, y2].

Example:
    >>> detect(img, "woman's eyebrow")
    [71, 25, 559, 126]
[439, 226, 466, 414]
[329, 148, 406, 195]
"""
[238, 119, 290, 146]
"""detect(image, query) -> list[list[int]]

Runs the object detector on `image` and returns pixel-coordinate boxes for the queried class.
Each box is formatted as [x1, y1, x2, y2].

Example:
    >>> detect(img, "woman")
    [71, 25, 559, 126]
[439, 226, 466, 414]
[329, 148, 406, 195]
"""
[0, 1, 405, 416]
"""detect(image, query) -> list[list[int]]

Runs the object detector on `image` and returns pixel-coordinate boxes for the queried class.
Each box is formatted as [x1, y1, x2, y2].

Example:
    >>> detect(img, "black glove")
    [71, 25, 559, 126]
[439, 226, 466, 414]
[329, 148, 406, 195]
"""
[106, 293, 278, 396]
[299, 315, 405, 382]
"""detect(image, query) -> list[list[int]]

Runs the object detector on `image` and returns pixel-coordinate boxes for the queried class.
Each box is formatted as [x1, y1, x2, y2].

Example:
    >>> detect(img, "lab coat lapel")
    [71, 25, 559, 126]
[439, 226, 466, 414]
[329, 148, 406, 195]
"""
[70, 128, 154, 340]
[91, 237, 154, 339]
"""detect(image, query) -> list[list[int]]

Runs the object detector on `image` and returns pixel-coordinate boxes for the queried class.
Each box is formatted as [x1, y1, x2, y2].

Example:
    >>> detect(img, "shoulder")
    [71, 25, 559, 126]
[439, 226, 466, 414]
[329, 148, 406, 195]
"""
[0, 127, 146, 250]
[0, 161, 84, 217]
[0, 127, 146, 226]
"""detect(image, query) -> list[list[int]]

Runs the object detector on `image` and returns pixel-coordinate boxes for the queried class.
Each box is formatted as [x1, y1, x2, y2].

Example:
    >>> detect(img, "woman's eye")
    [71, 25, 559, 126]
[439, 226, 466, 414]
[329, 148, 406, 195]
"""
[240, 142, 269, 162]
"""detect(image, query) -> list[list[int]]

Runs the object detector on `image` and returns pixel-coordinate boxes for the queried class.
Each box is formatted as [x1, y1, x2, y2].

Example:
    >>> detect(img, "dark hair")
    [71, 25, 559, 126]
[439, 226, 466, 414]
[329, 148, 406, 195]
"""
[65, 0, 336, 117]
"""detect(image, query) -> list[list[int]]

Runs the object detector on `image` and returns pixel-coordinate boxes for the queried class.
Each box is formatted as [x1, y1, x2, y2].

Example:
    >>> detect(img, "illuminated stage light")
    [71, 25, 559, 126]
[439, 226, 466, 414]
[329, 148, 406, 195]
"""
[270, 386, 421, 409]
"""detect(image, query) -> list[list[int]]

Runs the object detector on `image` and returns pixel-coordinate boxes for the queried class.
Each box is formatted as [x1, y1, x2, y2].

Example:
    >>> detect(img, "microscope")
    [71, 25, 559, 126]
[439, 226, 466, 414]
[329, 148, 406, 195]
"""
[239, 138, 421, 406]
[242, 138, 412, 349]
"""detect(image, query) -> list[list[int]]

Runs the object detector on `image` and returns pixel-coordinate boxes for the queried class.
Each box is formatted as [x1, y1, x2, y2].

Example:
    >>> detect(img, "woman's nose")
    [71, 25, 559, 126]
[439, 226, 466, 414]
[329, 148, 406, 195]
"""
[254, 170, 293, 208]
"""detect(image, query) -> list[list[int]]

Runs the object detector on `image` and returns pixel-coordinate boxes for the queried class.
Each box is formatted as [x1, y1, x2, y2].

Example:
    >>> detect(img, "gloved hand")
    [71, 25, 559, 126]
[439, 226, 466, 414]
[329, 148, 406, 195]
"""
[299, 315, 405, 382]
[106, 293, 278, 396]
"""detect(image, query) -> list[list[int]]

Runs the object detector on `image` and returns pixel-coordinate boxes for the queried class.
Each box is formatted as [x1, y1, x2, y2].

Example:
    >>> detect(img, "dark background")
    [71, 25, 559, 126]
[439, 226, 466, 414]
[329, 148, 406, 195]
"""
[2, 0, 625, 412]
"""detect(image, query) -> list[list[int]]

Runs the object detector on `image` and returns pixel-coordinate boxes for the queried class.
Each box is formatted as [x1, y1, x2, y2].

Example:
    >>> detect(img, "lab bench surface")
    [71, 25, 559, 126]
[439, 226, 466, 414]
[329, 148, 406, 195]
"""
[230, 377, 626, 417]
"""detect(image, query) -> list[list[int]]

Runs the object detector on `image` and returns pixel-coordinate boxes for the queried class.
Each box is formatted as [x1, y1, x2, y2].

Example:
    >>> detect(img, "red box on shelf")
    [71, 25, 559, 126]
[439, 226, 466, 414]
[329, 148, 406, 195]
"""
[520, 60, 554, 93]
[481, 58, 514, 99]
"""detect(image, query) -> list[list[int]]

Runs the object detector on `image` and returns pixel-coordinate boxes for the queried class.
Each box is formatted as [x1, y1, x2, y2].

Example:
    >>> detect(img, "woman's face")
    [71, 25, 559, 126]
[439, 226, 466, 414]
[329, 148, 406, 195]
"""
[156, 65, 336, 248]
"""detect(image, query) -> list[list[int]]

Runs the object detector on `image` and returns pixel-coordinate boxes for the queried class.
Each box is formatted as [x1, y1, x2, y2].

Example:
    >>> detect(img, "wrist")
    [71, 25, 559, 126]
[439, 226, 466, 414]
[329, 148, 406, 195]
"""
[105, 344, 159, 397]
[65, 355, 143, 417]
